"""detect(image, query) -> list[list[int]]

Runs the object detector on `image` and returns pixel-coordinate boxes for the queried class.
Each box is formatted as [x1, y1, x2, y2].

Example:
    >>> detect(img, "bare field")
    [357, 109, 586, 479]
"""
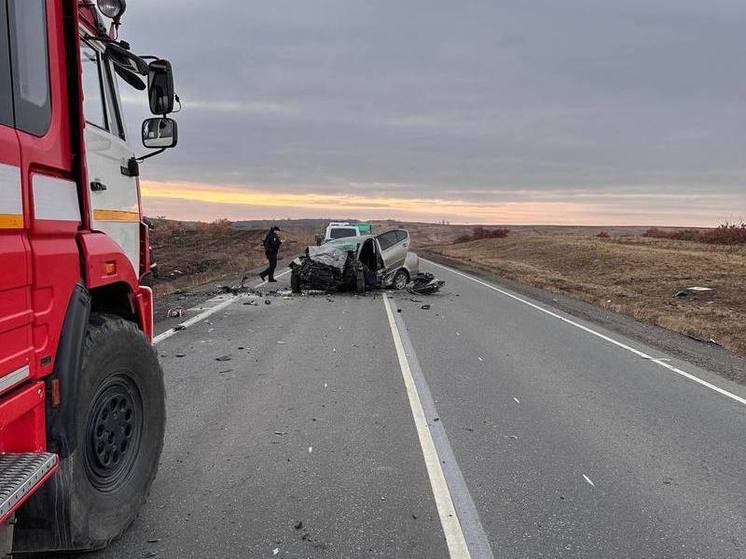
[428, 234, 746, 355]
[149, 219, 314, 296]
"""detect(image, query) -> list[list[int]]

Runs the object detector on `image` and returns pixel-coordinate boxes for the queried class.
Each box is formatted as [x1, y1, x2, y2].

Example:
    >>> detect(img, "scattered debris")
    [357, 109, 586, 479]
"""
[674, 286, 714, 298]
[582, 474, 595, 487]
[274, 431, 288, 436]
[218, 369, 233, 374]
[513, 397, 520, 404]
[167, 307, 184, 318]
[174, 325, 186, 331]
[215, 355, 232, 362]
[265, 299, 272, 305]
[146, 538, 161, 543]
[421, 304, 431, 310]
[407, 272, 445, 295]
[294, 521, 303, 530]
[175, 353, 185, 358]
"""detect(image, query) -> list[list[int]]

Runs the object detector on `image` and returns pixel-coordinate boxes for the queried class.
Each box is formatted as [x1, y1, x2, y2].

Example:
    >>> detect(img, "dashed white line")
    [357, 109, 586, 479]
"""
[153, 269, 290, 345]
[424, 259, 746, 407]
[583, 474, 595, 487]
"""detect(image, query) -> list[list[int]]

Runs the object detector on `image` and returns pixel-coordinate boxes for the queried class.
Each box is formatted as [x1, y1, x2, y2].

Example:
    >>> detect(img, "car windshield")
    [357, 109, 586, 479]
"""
[329, 227, 357, 239]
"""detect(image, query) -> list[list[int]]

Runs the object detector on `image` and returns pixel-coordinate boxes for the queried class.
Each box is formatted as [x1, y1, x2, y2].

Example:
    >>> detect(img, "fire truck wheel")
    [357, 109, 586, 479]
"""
[67, 314, 165, 549]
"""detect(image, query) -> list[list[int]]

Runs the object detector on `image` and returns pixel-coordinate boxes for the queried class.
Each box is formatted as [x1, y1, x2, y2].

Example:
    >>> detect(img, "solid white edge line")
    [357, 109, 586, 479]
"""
[382, 294, 471, 559]
[424, 259, 746, 407]
[153, 269, 290, 345]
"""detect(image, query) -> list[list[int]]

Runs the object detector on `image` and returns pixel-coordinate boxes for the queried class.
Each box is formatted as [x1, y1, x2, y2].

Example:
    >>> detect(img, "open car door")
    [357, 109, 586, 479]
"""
[375, 229, 409, 272]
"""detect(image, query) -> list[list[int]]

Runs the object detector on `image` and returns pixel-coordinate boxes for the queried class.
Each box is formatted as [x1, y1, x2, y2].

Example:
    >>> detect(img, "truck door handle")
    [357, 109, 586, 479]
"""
[90, 181, 107, 192]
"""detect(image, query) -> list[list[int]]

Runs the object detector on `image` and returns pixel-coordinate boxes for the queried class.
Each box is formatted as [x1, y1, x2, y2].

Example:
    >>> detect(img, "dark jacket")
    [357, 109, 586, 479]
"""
[263, 229, 281, 254]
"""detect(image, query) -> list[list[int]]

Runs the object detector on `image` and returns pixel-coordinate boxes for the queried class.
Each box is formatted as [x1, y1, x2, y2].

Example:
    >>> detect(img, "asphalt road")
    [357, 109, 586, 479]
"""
[89, 261, 746, 559]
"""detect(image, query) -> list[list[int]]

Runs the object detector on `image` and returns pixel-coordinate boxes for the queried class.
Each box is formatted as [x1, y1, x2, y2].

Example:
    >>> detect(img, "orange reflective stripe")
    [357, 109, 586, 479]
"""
[0, 214, 23, 229]
[92, 209, 140, 222]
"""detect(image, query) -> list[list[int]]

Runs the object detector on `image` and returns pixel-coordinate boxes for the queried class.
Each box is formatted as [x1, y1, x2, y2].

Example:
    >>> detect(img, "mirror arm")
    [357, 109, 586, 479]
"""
[170, 95, 182, 114]
[135, 148, 167, 163]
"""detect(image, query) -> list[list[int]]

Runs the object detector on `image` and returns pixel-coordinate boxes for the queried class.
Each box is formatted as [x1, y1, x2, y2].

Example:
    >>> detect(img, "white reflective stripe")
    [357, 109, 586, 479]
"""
[0, 162, 22, 215]
[0, 365, 30, 395]
[33, 174, 81, 221]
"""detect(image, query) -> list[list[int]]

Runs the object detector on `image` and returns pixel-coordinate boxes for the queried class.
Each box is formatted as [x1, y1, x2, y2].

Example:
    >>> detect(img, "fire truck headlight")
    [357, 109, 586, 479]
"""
[97, 0, 127, 19]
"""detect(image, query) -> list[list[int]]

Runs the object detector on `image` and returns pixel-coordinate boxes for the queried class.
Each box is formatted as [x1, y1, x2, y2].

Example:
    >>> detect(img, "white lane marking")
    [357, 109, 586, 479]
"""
[424, 259, 746, 407]
[383, 294, 471, 559]
[153, 269, 290, 345]
[583, 474, 595, 487]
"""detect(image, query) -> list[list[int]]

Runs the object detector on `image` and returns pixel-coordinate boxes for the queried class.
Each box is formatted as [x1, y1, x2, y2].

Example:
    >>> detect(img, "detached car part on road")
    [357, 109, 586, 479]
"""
[291, 229, 420, 293]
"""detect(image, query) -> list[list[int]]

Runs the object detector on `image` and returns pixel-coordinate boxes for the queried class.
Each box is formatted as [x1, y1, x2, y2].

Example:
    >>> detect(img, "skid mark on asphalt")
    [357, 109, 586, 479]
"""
[425, 259, 746, 407]
[153, 269, 290, 345]
[383, 294, 494, 559]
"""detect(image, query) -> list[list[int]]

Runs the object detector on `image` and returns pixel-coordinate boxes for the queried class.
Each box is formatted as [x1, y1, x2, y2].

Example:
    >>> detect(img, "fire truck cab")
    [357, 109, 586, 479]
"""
[0, 0, 177, 553]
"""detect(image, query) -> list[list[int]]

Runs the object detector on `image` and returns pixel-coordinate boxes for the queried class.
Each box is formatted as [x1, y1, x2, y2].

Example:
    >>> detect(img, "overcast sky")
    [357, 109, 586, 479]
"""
[120, 0, 746, 225]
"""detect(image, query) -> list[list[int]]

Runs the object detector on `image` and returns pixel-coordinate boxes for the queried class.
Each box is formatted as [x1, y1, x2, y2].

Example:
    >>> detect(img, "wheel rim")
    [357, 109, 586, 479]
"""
[394, 272, 408, 290]
[84, 374, 143, 492]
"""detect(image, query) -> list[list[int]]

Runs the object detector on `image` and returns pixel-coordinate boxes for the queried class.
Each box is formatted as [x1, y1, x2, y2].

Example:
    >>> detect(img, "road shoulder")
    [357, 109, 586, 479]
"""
[421, 251, 746, 385]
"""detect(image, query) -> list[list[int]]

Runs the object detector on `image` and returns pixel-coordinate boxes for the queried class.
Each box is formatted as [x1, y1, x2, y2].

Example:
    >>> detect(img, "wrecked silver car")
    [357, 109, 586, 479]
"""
[290, 229, 420, 293]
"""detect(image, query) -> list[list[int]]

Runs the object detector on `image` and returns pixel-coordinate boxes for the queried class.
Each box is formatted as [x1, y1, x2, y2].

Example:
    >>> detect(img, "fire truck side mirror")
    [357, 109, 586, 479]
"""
[142, 117, 178, 149]
[148, 59, 175, 115]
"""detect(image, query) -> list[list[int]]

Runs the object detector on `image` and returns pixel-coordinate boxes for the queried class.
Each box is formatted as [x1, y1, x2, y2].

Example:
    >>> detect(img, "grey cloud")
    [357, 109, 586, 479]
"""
[119, 0, 746, 224]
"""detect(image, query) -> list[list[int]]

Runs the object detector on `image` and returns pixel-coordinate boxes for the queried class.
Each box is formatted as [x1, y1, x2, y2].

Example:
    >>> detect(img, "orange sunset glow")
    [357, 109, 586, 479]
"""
[140, 180, 740, 227]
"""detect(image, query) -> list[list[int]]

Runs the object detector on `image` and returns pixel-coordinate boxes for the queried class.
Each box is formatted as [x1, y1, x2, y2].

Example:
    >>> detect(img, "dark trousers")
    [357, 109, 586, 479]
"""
[261, 251, 278, 280]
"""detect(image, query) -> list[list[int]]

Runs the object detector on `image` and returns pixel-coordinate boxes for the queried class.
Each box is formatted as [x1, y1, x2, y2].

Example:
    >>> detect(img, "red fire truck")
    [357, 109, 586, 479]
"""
[0, 0, 178, 553]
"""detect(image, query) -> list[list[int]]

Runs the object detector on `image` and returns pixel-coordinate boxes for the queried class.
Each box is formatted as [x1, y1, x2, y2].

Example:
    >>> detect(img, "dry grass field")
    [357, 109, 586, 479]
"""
[428, 234, 746, 355]
[148, 219, 314, 296]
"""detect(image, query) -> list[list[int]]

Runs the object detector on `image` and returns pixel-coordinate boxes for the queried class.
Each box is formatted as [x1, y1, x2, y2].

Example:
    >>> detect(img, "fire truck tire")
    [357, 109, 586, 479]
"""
[65, 314, 165, 549]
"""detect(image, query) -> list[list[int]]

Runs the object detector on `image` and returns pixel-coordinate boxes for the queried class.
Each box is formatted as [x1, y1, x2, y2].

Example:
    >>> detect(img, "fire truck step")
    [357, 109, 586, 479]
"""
[0, 453, 58, 522]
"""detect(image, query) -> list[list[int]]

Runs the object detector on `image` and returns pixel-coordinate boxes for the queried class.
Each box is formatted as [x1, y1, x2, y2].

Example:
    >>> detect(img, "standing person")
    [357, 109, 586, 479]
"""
[260, 226, 282, 282]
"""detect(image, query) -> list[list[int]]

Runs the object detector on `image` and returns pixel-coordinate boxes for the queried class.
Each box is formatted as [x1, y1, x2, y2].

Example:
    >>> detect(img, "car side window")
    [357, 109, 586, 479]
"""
[80, 42, 108, 131]
[8, 0, 51, 136]
[0, 1, 12, 127]
[377, 231, 398, 250]
[394, 230, 408, 243]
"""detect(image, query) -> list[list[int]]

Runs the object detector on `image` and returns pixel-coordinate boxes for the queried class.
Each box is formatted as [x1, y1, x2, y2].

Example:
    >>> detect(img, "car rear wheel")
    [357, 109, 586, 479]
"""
[392, 269, 409, 290]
